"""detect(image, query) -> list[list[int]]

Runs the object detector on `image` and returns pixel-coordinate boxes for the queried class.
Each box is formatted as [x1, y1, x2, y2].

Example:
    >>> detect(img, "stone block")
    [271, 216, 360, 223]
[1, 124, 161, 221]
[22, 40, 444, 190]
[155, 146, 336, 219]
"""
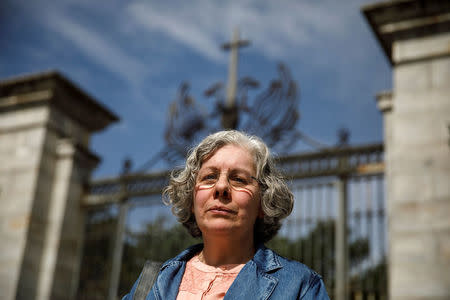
[394, 90, 450, 112]
[440, 233, 450, 263]
[393, 117, 438, 147]
[390, 260, 450, 300]
[394, 61, 431, 92]
[390, 200, 450, 233]
[390, 94, 450, 149]
[393, 32, 450, 64]
[390, 232, 433, 263]
[0, 127, 46, 173]
[431, 56, 450, 90]
[0, 106, 49, 131]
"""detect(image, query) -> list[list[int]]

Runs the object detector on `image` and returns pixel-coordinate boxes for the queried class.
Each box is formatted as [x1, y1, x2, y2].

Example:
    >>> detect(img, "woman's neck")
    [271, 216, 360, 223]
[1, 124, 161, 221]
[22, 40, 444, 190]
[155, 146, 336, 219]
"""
[200, 234, 255, 267]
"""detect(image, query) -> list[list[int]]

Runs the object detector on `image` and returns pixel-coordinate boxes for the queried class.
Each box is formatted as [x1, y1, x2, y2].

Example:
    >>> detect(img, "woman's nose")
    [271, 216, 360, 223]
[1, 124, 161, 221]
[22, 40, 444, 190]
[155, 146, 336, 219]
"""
[214, 174, 230, 198]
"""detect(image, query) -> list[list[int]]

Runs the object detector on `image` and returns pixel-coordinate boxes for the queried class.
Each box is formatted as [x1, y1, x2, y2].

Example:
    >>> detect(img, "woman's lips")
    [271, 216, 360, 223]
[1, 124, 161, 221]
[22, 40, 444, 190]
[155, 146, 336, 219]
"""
[207, 206, 236, 215]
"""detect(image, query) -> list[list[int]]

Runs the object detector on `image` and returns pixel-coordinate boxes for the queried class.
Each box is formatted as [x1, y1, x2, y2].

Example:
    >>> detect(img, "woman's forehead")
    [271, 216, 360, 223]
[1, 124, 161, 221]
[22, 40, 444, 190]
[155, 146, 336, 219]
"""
[199, 144, 255, 171]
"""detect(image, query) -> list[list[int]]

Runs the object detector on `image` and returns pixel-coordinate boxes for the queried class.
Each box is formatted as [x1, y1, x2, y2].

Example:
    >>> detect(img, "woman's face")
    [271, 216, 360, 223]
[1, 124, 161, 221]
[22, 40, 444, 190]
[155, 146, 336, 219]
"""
[193, 144, 262, 240]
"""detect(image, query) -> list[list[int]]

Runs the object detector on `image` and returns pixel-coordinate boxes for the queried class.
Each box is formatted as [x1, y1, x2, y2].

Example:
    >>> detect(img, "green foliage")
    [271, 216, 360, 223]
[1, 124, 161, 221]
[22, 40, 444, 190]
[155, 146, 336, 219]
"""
[77, 209, 116, 300]
[350, 258, 387, 293]
[118, 216, 200, 296]
[267, 219, 377, 292]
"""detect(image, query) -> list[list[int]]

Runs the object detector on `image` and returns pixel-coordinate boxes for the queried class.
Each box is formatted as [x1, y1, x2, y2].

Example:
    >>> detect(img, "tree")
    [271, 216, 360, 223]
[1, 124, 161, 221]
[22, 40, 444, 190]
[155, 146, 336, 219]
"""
[118, 216, 200, 296]
[267, 220, 378, 293]
[77, 209, 117, 300]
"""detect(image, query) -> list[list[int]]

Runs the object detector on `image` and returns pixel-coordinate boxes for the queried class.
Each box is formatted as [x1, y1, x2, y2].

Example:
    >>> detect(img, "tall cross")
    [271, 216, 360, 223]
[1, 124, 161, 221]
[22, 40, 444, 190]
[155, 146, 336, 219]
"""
[221, 28, 250, 128]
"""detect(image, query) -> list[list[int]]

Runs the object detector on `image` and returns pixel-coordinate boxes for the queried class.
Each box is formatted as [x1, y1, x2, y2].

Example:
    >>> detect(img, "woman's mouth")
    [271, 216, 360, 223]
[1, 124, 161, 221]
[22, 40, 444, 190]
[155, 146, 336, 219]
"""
[208, 206, 236, 215]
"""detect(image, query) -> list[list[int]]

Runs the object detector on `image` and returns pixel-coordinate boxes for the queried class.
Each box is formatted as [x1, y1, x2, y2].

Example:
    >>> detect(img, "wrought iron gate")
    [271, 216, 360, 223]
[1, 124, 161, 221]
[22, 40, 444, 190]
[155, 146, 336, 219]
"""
[77, 143, 386, 300]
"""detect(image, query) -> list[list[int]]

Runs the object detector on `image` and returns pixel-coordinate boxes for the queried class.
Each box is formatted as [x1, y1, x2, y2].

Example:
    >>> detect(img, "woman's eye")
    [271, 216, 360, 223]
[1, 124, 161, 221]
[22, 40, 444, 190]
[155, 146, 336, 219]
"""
[231, 176, 248, 184]
[202, 174, 216, 181]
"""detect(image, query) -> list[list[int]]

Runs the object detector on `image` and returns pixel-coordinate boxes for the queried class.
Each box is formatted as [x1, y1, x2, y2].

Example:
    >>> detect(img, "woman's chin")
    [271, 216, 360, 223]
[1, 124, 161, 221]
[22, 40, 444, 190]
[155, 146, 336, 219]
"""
[199, 220, 239, 235]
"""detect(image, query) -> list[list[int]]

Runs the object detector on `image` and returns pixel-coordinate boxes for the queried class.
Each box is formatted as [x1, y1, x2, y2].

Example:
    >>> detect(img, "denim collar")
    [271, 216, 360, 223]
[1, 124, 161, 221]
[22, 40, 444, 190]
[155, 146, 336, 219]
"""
[161, 243, 283, 273]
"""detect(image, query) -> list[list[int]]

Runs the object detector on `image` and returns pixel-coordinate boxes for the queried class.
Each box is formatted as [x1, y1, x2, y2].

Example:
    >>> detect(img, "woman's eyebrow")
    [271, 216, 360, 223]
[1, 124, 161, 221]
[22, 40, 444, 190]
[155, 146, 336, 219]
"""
[229, 168, 253, 175]
[198, 166, 218, 174]
[199, 166, 253, 175]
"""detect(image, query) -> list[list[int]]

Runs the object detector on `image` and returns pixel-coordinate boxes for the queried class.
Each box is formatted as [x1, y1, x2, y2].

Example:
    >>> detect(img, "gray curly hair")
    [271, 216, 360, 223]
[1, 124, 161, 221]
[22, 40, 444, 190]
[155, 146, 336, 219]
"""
[163, 130, 293, 243]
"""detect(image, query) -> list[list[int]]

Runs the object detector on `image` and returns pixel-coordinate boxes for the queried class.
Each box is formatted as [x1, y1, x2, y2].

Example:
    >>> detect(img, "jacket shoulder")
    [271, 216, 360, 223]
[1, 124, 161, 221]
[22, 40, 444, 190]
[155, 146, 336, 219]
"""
[267, 250, 329, 299]
[276, 254, 321, 278]
[261, 247, 320, 278]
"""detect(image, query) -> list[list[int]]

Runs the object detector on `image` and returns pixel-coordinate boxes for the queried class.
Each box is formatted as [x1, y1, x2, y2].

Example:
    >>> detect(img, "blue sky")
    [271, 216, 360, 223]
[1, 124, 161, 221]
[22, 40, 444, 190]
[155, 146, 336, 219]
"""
[1, 0, 391, 179]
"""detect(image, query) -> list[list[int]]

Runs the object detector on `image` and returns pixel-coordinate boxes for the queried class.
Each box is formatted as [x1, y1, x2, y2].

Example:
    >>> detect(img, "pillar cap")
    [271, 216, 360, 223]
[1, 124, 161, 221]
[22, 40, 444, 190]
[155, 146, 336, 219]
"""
[0, 70, 119, 132]
[362, 0, 450, 65]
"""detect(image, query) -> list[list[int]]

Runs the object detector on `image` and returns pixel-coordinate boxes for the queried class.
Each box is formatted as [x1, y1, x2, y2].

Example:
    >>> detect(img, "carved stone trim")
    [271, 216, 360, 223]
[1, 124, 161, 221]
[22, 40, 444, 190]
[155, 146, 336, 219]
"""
[376, 90, 393, 113]
[362, 0, 450, 65]
[0, 71, 119, 132]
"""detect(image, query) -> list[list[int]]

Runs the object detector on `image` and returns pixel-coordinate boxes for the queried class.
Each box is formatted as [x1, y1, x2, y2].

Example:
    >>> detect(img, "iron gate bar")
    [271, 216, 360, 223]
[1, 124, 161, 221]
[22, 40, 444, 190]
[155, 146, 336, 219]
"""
[83, 143, 384, 209]
[277, 143, 384, 179]
[83, 170, 171, 208]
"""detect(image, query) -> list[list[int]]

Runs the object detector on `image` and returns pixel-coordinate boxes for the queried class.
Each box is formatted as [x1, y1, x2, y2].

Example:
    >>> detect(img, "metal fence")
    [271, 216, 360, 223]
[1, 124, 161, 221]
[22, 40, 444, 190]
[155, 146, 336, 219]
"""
[77, 143, 386, 300]
[278, 175, 387, 299]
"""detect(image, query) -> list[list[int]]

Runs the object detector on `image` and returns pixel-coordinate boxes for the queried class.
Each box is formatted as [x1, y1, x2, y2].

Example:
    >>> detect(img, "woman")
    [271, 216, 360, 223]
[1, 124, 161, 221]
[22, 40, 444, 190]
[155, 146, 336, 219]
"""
[124, 130, 329, 299]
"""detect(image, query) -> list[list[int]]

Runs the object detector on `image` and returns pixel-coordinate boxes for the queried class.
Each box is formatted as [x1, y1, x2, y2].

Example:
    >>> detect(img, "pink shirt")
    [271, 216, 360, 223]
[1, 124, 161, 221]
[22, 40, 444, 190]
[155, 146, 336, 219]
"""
[176, 254, 245, 300]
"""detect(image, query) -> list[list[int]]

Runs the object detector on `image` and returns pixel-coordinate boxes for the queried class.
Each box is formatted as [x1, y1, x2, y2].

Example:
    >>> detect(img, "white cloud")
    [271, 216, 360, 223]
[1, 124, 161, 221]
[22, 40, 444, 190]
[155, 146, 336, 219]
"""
[45, 13, 146, 83]
[17, 0, 377, 82]
[125, 0, 373, 62]
[127, 1, 226, 62]
[10, 0, 149, 86]
[121, 0, 389, 113]
[12, 0, 386, 111]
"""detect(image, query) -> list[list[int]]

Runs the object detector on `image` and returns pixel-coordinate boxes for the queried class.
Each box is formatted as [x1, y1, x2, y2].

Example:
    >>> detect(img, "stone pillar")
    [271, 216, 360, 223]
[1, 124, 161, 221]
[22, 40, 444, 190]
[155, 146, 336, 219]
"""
[0, 71, 118, 300]
[363, 1, 450, 299]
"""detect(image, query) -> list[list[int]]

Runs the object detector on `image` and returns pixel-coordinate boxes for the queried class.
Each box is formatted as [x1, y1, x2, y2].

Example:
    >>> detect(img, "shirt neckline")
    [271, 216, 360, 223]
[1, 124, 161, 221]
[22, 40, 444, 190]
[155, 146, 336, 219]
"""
[189, 254, 245, 273]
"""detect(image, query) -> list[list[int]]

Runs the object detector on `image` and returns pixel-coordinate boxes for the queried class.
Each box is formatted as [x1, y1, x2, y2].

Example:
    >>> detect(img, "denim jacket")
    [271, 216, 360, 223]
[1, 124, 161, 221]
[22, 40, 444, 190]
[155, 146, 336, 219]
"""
[123, 243, 330, 300]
